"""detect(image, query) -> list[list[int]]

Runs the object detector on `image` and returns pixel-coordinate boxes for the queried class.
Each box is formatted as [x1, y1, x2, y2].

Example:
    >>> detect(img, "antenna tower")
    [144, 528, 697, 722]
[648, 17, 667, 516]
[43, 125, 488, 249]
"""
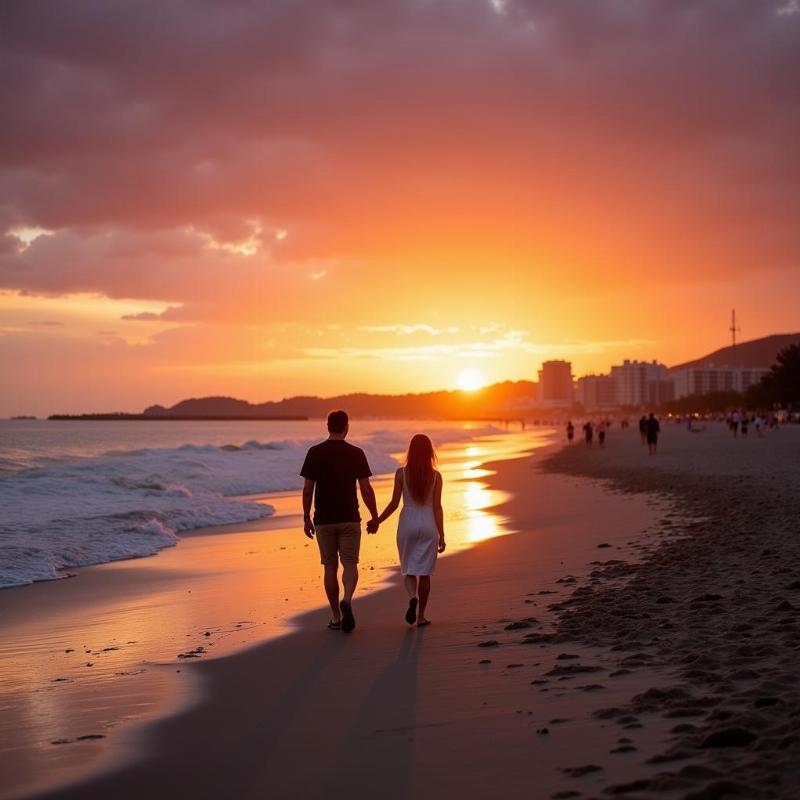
[729, 309, 740, 367]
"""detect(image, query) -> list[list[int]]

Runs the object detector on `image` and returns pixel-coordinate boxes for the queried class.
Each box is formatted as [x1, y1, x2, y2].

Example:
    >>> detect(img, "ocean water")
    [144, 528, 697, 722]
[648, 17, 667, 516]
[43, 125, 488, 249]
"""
[0, 419, 504, 588]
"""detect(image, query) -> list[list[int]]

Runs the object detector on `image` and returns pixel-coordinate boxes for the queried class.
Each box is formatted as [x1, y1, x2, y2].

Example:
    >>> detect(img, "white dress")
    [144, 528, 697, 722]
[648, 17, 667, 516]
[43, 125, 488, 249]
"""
[396, 468, 440, 576]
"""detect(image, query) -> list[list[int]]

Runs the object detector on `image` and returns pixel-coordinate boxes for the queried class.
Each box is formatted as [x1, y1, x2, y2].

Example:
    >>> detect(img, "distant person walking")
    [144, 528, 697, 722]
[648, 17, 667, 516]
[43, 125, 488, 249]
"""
[301, 410, 379, 633]
[566, 420, 575, 445]
[583, 420, 594, 446]
[645, 412, 660, 455]
[741, 415, 749, 437]
[597, 420, 606, 446]
[372, 434, 446, 627]
[731, 411, 740, 437]
[638, 415, 647, 445]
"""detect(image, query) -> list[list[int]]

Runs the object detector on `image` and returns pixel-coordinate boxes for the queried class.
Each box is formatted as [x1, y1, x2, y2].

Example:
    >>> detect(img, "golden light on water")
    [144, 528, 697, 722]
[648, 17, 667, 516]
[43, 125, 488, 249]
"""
[456, 481, 508, 544]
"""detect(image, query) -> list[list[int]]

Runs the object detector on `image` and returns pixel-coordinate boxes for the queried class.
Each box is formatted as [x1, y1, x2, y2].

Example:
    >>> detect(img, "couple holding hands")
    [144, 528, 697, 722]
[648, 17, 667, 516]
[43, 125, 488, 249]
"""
[301, 410, 446, 633]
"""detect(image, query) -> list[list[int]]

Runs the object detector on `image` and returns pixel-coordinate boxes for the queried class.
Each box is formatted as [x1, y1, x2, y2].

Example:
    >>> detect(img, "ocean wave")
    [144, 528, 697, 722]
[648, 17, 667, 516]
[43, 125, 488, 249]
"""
[0, 425, 503, 588]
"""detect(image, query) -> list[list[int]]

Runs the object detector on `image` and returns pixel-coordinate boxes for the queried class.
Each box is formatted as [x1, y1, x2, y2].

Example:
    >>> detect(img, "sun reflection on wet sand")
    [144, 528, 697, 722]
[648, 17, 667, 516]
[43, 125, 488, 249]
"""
[0, 428, 553, 799]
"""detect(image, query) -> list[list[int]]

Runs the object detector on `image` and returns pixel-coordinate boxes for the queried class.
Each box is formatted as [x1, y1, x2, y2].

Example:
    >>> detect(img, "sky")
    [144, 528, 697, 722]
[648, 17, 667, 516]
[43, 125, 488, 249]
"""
[1, 0, 799, 415]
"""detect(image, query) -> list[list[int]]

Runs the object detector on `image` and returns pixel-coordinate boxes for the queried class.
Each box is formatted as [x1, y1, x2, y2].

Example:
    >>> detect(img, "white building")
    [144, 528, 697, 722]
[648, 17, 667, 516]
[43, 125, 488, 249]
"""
[672, 366, 769, 399]
[610, 360, 669, 407]
[537, 360, 573, 408]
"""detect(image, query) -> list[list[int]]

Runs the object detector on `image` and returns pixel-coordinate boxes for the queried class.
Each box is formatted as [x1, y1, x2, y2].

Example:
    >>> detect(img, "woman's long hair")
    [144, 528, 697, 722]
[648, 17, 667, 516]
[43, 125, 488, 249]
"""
[404, 434, 437, 504]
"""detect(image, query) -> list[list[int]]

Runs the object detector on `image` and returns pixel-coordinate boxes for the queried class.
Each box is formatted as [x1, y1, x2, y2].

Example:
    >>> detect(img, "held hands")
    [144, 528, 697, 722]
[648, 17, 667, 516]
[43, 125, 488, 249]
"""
[366, 517, 380, 534]
[438, 536, 446, 553]
[303, 517, 315, 539]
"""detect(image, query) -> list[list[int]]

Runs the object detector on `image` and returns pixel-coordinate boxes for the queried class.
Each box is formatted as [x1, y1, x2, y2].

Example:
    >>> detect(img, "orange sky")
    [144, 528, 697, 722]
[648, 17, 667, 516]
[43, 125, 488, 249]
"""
[1, 1, 798, 415]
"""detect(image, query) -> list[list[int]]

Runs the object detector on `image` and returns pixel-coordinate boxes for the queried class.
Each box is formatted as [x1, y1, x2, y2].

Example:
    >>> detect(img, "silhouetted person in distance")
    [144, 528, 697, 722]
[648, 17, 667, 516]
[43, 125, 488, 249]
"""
[645, 412, 661, 456]
[638, 415, 647, 445]
[597, 420, 606, 446]
[741, 414, 749, 437]
[583, 420, 594, 446]
[566, 420, 575, 445]
[731, 410, 740, 437]
[301, 410, 379, 633]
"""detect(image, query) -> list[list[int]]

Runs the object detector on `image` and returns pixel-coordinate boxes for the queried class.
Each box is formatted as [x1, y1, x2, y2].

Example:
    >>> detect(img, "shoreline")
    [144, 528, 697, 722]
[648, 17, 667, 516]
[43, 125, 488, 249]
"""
[0, 429, 547, 799]
[20, 439, 668, 800]
[10, 422, 797, 799]
[0, 418, 513, 589]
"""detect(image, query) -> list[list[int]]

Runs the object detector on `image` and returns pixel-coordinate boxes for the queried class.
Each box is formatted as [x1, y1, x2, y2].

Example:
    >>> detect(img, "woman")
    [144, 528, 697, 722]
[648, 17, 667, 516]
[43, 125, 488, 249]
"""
[375, 434, 446, 627]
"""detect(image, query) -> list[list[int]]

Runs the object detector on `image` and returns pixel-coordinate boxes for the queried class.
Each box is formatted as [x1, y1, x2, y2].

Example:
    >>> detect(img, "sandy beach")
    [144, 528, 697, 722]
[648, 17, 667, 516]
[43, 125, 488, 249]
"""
[4, 421, 799, 800]
[539, 421, 800, 798]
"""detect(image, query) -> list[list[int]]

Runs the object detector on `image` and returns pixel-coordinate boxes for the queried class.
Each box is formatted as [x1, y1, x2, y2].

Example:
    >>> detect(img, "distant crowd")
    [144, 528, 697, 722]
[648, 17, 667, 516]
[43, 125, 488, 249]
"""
[565, 413, 661, 455]
[562, 407, 796, 455]
[720, 411, 781, 437]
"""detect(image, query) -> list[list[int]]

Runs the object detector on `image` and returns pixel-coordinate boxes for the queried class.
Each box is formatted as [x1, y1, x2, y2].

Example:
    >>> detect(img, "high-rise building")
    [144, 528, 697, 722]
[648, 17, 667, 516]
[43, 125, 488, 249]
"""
[537, 360, 573, 408]
[576, 374, 617, 411]
[610, 360, 669, 407]
[648, 379, 675, 405]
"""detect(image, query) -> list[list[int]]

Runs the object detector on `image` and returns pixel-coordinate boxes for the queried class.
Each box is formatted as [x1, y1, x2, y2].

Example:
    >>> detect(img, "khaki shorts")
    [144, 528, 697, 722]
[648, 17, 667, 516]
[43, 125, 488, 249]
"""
[315, 522, 362, 566]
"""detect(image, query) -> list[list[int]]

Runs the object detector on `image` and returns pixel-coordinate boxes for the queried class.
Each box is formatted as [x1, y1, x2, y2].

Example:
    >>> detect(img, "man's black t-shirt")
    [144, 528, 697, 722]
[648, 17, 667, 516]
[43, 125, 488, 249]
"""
[645, 417, 661, 437]
[300, 439, 372, 525]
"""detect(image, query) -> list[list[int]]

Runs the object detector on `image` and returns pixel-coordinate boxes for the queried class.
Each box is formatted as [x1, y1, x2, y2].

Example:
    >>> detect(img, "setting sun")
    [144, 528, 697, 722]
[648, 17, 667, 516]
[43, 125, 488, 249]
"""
[457, 368, 486, 392]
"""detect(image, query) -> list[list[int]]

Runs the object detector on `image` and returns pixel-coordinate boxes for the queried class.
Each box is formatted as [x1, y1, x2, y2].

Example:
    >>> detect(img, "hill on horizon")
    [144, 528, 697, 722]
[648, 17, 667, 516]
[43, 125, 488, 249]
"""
[143, 380, 539, 419]
[670, 332, 800, 372]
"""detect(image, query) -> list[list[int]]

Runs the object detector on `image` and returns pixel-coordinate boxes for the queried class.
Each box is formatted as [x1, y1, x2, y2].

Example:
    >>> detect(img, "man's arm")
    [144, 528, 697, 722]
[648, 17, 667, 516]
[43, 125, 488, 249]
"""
[302, 478, 315, 538]
[358, 477, 379, 531]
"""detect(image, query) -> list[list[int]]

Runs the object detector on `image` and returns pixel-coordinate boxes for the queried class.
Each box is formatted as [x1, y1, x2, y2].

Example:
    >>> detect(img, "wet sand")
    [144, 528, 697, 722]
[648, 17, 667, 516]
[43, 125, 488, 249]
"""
[17, 438, 666, 800]
[0, 430, 540, 798]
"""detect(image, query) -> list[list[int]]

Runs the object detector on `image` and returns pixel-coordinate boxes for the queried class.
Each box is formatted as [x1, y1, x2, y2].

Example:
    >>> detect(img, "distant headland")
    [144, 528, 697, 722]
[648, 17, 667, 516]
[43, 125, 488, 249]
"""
[47, 382, 538, 421]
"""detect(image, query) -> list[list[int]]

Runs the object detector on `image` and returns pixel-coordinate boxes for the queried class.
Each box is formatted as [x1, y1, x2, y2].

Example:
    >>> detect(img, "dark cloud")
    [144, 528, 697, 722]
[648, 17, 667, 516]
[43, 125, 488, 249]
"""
[0, 0, 798, 307]
[121, 311, 169, 321]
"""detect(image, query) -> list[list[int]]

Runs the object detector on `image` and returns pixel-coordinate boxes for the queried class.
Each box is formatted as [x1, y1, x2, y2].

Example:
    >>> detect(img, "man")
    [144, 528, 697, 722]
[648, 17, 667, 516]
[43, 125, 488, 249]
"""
[645, 412, 661, 456]
[300, 410, 379, 633]
[638, 415, 647, 445]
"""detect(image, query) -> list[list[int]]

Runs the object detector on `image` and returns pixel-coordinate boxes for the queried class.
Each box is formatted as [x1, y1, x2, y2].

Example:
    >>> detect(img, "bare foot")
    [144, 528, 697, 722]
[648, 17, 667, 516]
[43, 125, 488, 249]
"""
[417, 617, 431, 627]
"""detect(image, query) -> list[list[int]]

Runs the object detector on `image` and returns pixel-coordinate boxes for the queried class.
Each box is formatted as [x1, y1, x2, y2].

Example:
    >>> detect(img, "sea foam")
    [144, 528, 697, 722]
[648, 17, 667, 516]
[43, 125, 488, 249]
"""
[0, 426, 500, 588]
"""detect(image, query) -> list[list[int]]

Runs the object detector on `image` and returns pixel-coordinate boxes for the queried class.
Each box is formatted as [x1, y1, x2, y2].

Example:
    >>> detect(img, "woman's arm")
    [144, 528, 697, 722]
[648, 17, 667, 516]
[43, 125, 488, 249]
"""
[433, 471, 446, 552]
[376, 469, 403, 525]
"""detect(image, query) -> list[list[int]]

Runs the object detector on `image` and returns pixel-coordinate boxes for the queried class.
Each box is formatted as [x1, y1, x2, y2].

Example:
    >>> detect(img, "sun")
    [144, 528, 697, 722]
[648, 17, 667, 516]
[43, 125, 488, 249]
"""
[457, 368, 486, 392]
